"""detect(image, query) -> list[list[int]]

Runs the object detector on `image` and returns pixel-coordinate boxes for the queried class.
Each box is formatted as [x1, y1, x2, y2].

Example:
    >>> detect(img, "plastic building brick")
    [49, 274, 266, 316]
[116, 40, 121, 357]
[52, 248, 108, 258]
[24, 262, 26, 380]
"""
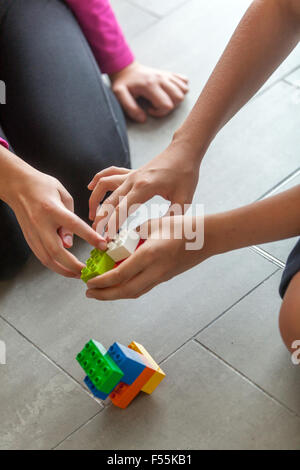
[128, 341, 166, 394]
[107, 230, 140, 263]
[115, 239, 146, 267]
[110, 356, 156, 409]
[76, 340, 124, 394]
[81, 249, 115, 283]
[84, 376, 109, 400]
[107, 342, 147, 385]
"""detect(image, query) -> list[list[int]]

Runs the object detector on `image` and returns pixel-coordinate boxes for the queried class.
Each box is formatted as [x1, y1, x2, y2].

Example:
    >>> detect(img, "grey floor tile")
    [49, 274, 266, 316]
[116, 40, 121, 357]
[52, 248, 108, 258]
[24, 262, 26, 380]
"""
[129, 80, 300, 214]
[0, 318, 101, 450]
[110, 0, 157, 40]
[129, 0, 190, 17]
[260, 51, 300, 93]
[130, 0, 253, 107]
[56, 341, 300, 450]
[284, 66, 300, 87]
[0, 246, 276, 384]
[198, 271, 300, 416]
[258, 173, 300, 262]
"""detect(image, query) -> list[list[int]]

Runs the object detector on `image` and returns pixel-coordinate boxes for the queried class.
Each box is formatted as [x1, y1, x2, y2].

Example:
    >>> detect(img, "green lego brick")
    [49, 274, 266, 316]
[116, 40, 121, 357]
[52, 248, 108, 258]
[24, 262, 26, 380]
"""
[76, 340, 124, 394]
[81, 249, 115, 283]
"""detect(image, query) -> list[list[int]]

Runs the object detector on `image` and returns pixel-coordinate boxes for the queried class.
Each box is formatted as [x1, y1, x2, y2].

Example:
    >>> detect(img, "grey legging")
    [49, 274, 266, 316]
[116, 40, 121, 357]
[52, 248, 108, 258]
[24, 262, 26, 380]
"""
[0, 0, 130, 279]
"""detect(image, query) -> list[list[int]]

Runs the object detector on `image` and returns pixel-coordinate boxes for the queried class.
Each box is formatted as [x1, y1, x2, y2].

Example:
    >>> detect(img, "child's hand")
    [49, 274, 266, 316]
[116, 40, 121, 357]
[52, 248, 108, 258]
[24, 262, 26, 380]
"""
[8, 169, 106, 277]
[109, 62, 189, 123]
[88, 142, 200, 233]
[85, 216, 211, 300]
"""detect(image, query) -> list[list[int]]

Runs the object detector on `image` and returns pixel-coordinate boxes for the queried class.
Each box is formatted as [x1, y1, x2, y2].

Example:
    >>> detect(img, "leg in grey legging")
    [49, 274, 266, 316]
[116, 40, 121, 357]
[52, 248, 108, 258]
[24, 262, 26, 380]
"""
[0, 0, 130, 279]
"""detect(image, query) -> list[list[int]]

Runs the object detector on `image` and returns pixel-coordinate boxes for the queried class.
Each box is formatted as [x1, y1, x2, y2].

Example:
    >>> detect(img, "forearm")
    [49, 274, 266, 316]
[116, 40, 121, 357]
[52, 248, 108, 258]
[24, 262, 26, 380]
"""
[0, 146, 34, 206]
[174, 0, 300, 160]
[206, 185, 300, 256]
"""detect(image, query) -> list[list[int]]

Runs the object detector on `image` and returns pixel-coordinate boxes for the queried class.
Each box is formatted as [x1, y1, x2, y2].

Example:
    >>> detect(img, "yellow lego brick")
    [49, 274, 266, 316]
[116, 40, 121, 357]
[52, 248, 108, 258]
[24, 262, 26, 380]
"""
[128, 341, 166, 394]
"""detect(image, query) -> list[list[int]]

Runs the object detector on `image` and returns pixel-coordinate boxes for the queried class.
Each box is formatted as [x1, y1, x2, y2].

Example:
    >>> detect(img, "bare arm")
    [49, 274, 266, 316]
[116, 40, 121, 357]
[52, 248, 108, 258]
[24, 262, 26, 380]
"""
[208, 185, 300, 255]
[86, 185, 300, 300]
[174, 0, 300, 156]
[91, 0, 300, 237]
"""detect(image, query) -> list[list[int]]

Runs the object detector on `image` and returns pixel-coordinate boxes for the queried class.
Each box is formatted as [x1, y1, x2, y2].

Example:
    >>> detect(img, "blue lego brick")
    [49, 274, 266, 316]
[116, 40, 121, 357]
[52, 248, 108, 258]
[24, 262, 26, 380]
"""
[107, 342, 146, 385]
[84, 376, 109, 400]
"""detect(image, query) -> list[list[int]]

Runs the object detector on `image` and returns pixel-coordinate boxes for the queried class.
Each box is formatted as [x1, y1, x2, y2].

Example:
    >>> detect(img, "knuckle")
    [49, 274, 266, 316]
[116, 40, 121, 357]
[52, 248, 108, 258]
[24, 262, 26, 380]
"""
[40, 256, 50, 267]
[145, 76, 157, 87]
[143, 246, 156, 263]
[134, 177, 151, 191]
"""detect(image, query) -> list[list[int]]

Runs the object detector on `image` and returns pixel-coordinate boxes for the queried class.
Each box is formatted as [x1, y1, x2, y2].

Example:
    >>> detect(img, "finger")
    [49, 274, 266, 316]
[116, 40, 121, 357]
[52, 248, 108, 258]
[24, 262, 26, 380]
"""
[147, 107, 171, 118]
[86, 267, 157, 300]
[26, 229, 78, 278]
[88, 167, 131, 190]
[89, 175, 128, 221]
[142, 85, 174, 114]
[113, 86, 147, 123]
[56, 209, 107, 250]
[44, 231, 86, 275]
[92, 180, 132, 235]
[160, 80, 185, 106]
[58, 187, 74, 212]
[174, 73, 189, 83]
[87, 245, 148, 289]
[170, 76, 189, 93]
[57, 187, 75, 247]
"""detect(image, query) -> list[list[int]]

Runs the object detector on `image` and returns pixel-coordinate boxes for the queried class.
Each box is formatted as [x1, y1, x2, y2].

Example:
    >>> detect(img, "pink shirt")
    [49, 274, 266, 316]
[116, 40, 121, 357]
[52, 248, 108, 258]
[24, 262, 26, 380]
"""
[66, 0, 135, 75]
[0, 138, 8, 149]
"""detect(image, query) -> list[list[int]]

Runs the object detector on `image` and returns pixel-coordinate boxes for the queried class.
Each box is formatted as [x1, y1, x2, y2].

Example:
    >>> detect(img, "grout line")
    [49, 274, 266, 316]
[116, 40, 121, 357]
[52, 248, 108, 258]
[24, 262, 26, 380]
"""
[126, 0, 194, 21]
[257, 168, 300, 201]
[250, 246, 285, 268]
[0, 313, 103, 405]
[52, 408, 105, 450]
[125, 0, 161, 18]
[255, 65, 300, 99]
[159, 269, 280, 366]
[193, 338, 300, 419]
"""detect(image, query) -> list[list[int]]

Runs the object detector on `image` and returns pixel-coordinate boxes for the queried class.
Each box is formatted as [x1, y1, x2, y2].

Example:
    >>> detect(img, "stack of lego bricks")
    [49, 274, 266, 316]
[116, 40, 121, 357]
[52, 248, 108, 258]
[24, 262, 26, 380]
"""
[81, 230, 144, 283]
[76, 340, 165, 409]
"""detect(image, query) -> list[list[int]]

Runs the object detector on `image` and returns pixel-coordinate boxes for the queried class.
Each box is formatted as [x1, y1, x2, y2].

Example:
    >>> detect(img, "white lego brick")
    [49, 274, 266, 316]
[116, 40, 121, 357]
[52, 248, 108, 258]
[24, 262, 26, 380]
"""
[107, 230, 140, 263]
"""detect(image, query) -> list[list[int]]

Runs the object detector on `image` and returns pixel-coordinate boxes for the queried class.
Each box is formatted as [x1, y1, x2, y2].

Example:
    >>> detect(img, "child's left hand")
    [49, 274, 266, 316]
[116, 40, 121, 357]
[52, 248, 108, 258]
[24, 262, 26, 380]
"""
[85, 216, 211, 301]
[109, 62, 189, 123]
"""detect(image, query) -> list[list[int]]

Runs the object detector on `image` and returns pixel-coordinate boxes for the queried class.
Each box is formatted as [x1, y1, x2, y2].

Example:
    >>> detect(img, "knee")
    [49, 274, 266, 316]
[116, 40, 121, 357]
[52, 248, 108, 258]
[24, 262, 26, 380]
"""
[279, 271, 300, 354]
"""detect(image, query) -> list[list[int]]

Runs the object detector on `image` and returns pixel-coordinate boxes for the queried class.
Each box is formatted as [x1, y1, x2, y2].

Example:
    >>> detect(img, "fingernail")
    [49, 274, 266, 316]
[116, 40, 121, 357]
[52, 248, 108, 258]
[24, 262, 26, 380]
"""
[98, 240, 107, 251]
[86, 291, 92, 298]
[64, 235, 73, 247]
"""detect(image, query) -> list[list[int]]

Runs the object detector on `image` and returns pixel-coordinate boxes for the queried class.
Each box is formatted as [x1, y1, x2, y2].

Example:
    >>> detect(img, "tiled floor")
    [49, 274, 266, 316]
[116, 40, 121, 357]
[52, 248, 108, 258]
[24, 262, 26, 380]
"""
[1, 0, 300, 450]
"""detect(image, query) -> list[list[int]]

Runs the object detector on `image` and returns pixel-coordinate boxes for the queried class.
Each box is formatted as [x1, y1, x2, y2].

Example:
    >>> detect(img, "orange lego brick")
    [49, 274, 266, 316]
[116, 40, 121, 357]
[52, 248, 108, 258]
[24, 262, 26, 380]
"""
[128, 341, 166, 394]
[110, 356, 156, 409]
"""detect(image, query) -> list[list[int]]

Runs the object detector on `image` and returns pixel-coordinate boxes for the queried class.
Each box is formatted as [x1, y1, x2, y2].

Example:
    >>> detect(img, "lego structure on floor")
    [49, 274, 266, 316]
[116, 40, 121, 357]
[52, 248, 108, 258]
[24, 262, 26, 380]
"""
[76, 340, 166, 409]
[81, 230, 144, 283]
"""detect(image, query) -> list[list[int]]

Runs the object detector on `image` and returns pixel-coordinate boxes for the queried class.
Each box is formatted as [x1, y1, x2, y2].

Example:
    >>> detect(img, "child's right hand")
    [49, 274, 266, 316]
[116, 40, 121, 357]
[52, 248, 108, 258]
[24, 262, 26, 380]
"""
[7, 168, 106, 277]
